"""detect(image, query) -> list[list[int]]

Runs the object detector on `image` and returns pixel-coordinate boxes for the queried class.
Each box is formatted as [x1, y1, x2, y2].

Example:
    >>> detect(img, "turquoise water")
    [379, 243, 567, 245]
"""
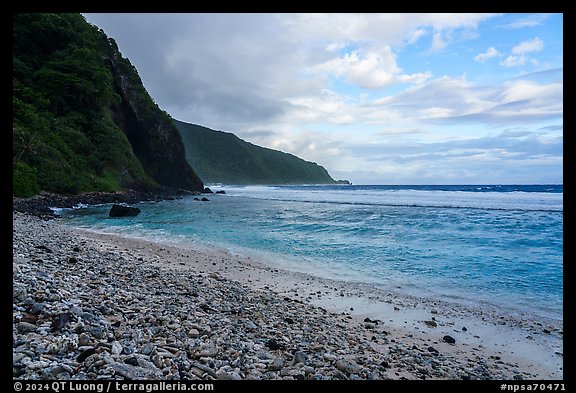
[59, 185, 563, 319]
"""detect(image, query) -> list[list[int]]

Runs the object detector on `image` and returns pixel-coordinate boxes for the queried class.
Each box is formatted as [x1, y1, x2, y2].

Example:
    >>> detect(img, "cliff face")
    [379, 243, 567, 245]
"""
[12, 13, 203, 196]
[174, 120, 337, 185]
[106, 43, 203, 191]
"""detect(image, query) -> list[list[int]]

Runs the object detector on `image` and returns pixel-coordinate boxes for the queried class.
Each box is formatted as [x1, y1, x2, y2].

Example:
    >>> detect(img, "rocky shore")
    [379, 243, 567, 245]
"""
[12, 190, 197, 220]
[13, 211, 562, 380]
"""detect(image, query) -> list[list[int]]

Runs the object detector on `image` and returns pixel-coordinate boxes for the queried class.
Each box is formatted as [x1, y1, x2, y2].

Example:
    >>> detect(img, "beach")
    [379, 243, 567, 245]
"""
[13, 211, 563, 380]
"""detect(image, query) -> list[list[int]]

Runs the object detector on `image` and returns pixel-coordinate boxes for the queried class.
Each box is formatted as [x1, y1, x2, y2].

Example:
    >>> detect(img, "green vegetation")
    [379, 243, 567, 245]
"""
[174, 120, 336, 185]
[13, 13, 203, 197]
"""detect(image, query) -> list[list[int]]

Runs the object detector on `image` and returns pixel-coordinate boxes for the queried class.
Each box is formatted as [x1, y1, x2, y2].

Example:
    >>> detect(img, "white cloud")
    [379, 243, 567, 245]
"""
[430, 32, 446, 52]
[475, 47, 500, 62]
[500, 38, 544, 67]
[502, 14, 551, 29]
[501, 55, 527, 67]
[512, 37, 544, 54]
[366, 73, 562, 125]
[287, 89, 358, 125]
[407, 28, 428, 44]
[318, 46, 431, 89]
[283, 13, 497, 48]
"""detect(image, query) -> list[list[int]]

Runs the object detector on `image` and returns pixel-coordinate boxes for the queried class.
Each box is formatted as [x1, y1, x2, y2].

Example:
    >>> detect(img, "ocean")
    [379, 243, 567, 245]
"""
[58, 184, 563, 320]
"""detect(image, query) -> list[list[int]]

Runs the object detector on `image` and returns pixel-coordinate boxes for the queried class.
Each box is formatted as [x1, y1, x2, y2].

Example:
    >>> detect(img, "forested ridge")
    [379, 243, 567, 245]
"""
[13, 13, 203, 197]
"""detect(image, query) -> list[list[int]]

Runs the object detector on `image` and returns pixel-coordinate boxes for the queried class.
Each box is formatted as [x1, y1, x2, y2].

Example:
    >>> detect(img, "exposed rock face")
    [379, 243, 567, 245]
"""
[109, 204, 141, 217]
[107, 48, 204, 192]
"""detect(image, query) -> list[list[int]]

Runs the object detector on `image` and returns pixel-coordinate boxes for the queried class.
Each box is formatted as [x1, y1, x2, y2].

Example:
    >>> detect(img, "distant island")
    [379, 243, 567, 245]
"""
[174, 120, 338, 185]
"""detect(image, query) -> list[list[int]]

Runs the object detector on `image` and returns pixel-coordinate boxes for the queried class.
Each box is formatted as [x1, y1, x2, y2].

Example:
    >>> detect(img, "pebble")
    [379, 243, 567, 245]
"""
[293, 351, 308, 365]
[16, 322, 38, 333]
[335, 359, 362, 374]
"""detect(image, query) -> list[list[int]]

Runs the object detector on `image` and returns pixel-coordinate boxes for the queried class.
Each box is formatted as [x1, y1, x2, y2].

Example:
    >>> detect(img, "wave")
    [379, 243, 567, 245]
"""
[222, 186, 563, 212]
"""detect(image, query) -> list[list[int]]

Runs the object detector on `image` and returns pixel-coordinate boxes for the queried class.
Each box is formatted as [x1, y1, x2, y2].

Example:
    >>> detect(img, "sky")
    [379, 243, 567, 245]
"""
[83, 13, 563, 185]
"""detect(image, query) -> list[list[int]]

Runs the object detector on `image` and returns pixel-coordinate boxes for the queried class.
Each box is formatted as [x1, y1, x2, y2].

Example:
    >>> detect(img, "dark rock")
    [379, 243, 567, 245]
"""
[51, 312, 72, 332]
[194, 198, 200, 201]
[513, 375, 524, 380]
[73, 247, 81, 252]
[424, 320, 437, 327]
[427, 346, 439, 354]
[201, 197, 209, 202]
[284, 317, 295, 324]
[543, 329, 551, 334]
[99, 305, 112, 315]
[90, 326, 105, 339]
[68, 257, 78, 264]
[215, 190, 226, 194]
[293, 374, 305, 380]
[442, 335, 456, 344]
[265, 339, 284, 350]
[462, 327, 468, 332]
[293, 351, 308, 365]
[21, 313, 39, 323]
[109, 204, 141, 217]
[77, 348, 96, 363]
[124, 357, 140, 366]
[202, 187, 213, 193]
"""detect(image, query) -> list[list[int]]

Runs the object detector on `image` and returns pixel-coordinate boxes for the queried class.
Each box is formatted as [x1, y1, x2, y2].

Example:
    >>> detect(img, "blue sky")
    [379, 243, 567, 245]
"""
[84, 13, 563, 184]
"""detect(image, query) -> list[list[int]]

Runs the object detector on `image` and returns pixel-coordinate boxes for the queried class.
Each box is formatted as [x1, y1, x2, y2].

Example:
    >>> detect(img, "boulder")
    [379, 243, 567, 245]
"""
[443, 335, 456, 344]
[109, 204, 141, 217]
[215, 190, 226, 194]
[203, 187, 214, 194]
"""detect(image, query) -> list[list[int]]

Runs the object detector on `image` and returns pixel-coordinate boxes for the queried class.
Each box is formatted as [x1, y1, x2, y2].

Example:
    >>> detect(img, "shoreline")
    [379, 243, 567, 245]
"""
[13, 212, 563, 380]
[12, 189, 200, 219]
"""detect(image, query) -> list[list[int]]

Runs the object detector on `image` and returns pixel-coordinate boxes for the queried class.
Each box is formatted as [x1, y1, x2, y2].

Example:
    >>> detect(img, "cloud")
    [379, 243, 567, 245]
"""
[502, 14, 551, 29]
[317, 46, 431, 89]
[84, 13, 499, 131]
[500, 38, 545, 68]
[366, 72, 563, 126]
[501, 55, 527, 67]
[331, 132, 562, 184]
[431, 32, 447, 52]
[475, 47, 500, 63]
[512, 37, 544, 54]
[283, 13, 498, 48]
